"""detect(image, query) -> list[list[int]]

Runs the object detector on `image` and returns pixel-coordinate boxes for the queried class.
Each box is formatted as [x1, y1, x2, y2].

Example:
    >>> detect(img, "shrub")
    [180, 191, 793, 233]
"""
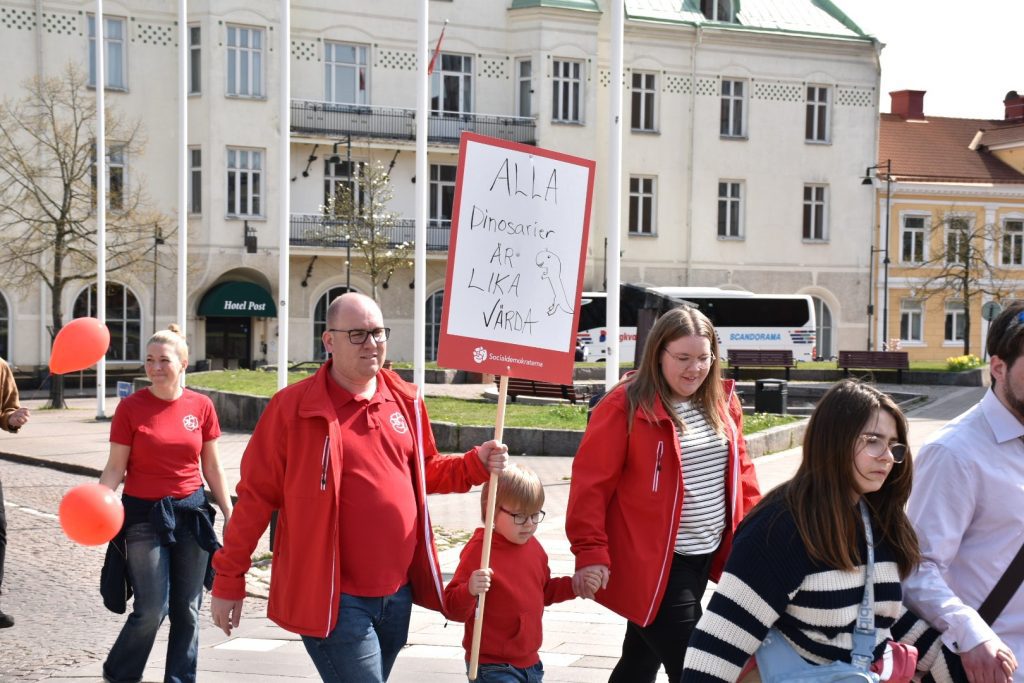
[946, 354, 983, 371]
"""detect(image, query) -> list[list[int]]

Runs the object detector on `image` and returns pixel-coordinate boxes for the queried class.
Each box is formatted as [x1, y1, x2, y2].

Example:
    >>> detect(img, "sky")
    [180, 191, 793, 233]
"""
[840, 0, 1023, 120]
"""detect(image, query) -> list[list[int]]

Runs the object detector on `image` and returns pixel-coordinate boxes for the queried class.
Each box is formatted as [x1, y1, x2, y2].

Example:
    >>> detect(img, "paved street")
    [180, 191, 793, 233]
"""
[0, 380, 988, 681]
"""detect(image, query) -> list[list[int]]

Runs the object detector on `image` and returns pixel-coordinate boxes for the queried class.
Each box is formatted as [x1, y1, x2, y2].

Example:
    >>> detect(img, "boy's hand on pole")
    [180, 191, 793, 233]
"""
[468, 568, 493, 597]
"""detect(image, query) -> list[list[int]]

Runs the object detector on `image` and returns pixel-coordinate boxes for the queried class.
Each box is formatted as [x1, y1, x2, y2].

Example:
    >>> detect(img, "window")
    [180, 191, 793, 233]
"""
[189, 26, 201, 94]
[517, 59, 532, 117]
[631, 72, 656, 131]
[900, 299, 923, 343]
[552, 59, 582, 123]
[73, 283, 141, 361]
[92, 144, 125, 211]
[802, 184, 827, 240]
[945, 301, 966, 343]
[0, 294, 8, 359]
[226, 26, 264, 97]
[431, 53, 472, 114]
[901, 214, 926, 263]
[805, 86, 830, 143]
[88, 16, 126, 90]
[227, 148, 262, 217]
[189, 148, 201, 214]
[324, 158, 366, 211]
[1003, 219, 1024, 265]
[426, 290, 444, 361]
[945, 217, 969, 264]
[720, 79, 745, 137]
[313, 286, 353, 359]
[430, 164, 457, 230]
[812, 297, 833, 360]
[701, 0, 736, 21]
[717, 181, 743, 238]
[324, 42, 367, 105]
[628, 176, 656, 235]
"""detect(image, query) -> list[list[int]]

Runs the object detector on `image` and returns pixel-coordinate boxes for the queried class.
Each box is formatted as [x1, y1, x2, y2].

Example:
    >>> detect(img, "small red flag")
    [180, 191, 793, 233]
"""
[427, 23, 446, 75]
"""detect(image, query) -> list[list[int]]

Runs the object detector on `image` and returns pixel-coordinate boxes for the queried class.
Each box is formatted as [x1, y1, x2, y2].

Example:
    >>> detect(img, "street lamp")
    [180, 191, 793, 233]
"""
[862, 160, 892, 349]
[152, 224, 165, 333]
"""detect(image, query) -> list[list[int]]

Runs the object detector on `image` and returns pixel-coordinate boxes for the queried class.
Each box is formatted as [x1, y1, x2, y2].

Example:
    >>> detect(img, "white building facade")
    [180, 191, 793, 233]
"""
[0, 0, 881, 369]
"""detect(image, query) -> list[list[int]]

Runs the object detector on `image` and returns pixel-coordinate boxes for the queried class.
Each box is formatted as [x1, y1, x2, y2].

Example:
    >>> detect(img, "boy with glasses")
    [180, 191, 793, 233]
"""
[444, 464, 594, 682]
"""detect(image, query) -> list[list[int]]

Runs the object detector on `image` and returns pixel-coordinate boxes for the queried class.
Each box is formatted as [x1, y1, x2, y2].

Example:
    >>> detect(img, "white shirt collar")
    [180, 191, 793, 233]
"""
[980, 388, 1024, 444]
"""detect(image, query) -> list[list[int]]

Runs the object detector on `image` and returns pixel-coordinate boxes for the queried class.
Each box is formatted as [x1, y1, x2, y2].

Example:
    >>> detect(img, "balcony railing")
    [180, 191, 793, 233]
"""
[290, 213, 452, 252]
[290, 99, 536, 145]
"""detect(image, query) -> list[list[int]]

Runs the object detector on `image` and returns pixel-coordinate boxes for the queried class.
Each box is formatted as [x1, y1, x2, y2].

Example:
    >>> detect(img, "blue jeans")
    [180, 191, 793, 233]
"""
[301, 584, 413, 682]
[103, 521, 209, 683]
[474, 661, 545, 682]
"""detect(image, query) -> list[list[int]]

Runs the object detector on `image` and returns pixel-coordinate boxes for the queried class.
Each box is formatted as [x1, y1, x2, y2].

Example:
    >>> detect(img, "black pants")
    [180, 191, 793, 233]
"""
[608, 552, 714, 683]
[0, 479, 6, 593]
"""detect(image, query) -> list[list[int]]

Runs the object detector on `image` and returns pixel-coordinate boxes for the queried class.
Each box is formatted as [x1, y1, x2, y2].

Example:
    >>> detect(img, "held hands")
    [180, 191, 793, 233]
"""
[477, 440, 509, 474]
[8, 407, 29, 429]
[572, 564, 610, 600]
[211, 595, 244, 637]
[468, 568, 493, 597]
[961, 638, 1018, 683]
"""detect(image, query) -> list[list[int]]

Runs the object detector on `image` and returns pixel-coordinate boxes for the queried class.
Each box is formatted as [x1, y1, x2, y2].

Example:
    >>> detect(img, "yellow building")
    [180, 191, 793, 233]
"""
[869, 90, 1024, 362]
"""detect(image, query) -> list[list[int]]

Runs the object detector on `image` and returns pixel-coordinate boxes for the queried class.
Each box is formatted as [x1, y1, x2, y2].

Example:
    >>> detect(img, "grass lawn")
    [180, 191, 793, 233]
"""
[185, 369, 799, 434]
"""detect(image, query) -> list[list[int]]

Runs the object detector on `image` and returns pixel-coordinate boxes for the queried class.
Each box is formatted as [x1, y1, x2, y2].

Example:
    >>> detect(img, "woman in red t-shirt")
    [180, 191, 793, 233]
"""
[98, 324, 232, 683]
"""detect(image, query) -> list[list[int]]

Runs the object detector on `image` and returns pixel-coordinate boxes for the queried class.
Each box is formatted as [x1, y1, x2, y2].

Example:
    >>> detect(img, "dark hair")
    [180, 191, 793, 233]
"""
[623, 306, 725, 435]
[751, 380, 920, 578]
[986, 302, 1024, 385]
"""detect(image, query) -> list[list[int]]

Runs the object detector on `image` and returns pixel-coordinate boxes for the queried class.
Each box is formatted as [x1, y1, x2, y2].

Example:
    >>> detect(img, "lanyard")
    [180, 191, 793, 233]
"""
[850, 499, 876, 670]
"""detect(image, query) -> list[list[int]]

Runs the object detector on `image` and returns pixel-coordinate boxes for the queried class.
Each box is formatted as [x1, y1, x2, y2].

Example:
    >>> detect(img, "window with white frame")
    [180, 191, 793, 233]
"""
[901, 214, 926, 263]
[313, 285, 353, 360]
[324, 42, 368, 105]
[631, 72, 656, 131]
[226, 26, 264, 97]
[92, 144, 125, 211]
[430, 164, 457, 230]
[945, 300, 966, 343]
[226, 148, 262, 217]
[701, 0, 736, 22]
[552, 59, 582, 123]
[324, 158, 366, 212]
[88, 15, 127, 90]
[718, 181, 743, 238]
[431, 53, 472, 114]
[802, 184, 827, 240]
[517, 59, 532, 117]
[1002, 218, 1024, 265]
[720, 79, 745, 137]
[189, 148, 201, 214]
[945, 217, 969, 264]
[628, 176, 656, 235]
[900, 299, 923, 343]
[426, 290, 444, 361]
[189, 26, 201, 94]
[805, 86, 830, 143]
[73, 283, 141, 361]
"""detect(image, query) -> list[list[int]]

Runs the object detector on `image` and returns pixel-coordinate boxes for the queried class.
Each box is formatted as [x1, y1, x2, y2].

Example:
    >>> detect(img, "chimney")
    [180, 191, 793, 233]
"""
[1005, 91, 1024, 121]
[890, 90, 926, 120]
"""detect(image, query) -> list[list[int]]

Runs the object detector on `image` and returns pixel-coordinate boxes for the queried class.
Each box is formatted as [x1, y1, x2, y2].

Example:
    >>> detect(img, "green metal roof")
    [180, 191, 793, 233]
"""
[625, 0, 867, 38]
[510, 0, 601, 11]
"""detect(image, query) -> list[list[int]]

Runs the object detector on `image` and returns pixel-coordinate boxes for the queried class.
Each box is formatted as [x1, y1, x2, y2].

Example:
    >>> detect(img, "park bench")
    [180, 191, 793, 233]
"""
[496, 376, 580, 404]
[838, 350, 910, 384]
[726, 349, 795, 380]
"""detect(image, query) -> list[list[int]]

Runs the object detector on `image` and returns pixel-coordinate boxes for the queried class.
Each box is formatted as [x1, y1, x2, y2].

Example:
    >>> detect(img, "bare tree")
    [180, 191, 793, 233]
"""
[909, 208, 1013, 356]
[0, 65, 171, 407]
[320, 158, 413, 301]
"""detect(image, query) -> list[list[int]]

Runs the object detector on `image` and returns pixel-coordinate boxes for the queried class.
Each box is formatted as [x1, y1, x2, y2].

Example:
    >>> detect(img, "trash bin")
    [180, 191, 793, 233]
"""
[754, 378, 788, 414]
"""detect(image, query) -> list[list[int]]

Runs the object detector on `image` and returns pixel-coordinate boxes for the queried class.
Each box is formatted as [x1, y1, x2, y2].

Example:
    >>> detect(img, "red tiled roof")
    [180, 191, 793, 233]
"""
[878, 113, 1024, 185]
[977, 123, 1024, 148]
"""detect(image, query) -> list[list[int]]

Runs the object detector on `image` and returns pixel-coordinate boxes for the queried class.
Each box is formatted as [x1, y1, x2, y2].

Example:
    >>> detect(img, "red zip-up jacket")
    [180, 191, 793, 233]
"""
[566, 378, 761, 626]
[211, 362, 490, 637]
[444, 528, 576, 668]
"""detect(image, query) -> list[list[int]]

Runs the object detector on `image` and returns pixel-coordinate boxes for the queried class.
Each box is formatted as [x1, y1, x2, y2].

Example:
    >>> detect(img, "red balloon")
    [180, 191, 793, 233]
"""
[59, 483, 124, 546]
[49, 317, 111, 374]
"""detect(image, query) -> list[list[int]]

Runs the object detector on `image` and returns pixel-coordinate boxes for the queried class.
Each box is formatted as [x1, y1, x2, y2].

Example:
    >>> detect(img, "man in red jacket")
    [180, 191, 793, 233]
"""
[211, 293, 508, 683]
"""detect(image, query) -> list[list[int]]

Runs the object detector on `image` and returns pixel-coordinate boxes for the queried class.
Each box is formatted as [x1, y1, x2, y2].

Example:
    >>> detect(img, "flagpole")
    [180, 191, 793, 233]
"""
[95, 1, 107, 419]
[605, 0, 624, 390]
[177, 0, 187, 381]
[277, 0, 291, 390]
[413, 1, 429, 388]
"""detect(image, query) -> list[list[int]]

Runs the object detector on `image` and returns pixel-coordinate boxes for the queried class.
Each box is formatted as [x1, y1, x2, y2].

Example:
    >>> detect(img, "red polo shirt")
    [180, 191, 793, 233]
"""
[327, 377, 418, 597]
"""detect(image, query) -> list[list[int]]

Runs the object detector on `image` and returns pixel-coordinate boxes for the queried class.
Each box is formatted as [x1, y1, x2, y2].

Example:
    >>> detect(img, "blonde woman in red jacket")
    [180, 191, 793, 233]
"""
[566, 306, 762, 683]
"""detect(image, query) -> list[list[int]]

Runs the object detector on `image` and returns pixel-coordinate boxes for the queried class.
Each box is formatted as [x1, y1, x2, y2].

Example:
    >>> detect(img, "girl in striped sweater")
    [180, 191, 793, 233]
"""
[682, 379, 969, 683]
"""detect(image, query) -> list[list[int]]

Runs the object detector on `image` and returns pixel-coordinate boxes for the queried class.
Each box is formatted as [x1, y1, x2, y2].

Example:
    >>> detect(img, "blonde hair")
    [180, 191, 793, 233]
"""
[147, 324, 188, 365]
[480, 463, 545, 521]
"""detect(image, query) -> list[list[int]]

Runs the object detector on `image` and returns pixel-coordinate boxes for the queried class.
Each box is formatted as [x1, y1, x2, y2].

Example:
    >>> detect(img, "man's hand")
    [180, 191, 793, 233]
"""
[468, 568, 493, 597]
[572, 564, 609, 600]
[961, 638, 1018, 683]
[211, 595, 245, 637]
[8, 407, 29, 429]
[477, 441, 509, 474]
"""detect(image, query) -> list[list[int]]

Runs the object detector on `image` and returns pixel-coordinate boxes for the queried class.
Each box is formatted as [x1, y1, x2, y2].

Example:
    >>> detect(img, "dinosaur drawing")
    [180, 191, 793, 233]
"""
[536, 249, 574, 316]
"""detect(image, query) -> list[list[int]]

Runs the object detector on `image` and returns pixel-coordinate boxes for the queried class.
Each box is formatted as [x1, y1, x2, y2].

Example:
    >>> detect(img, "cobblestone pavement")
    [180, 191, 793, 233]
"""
[0, 461, 127, 681]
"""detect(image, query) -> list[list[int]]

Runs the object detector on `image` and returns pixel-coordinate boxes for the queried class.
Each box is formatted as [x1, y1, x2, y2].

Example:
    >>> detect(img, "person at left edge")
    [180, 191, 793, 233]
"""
[0, 356, 30, 629]
[211, 292, 509, 683]
[99, 325, 233, 683]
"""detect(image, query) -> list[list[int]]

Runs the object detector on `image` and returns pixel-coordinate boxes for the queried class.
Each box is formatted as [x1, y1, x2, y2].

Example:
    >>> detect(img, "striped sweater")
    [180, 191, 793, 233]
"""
[682, 498, 967, 682]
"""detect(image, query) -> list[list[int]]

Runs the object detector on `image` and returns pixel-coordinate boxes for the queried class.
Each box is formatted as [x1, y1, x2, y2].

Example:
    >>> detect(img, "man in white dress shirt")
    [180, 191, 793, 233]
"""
[904, 303, 1024, 683]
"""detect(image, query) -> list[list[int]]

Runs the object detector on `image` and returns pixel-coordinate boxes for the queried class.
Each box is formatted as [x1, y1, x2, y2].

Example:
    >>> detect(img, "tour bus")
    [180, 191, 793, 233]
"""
[577, 286, 817, 363]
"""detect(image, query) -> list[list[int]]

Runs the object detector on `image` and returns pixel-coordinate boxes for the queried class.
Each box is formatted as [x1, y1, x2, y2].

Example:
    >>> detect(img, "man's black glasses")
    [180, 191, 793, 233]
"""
[327, 327, 391, 344]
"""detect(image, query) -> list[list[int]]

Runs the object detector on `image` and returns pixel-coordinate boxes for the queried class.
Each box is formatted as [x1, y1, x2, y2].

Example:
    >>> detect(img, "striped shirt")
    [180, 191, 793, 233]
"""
[674, 401, 728, 555]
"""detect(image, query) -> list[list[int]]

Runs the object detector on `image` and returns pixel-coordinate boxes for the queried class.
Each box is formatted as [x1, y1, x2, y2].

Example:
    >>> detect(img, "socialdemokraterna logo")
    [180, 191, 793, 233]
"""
[473, 346, 488, 364]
